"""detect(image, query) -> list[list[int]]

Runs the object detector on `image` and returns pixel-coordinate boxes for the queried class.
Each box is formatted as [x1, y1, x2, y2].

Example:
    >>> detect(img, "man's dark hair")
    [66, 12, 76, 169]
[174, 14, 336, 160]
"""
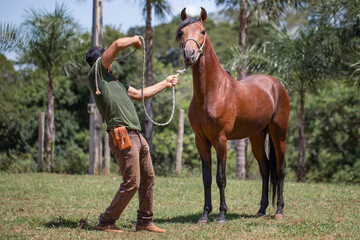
[86, 46, 105, 67]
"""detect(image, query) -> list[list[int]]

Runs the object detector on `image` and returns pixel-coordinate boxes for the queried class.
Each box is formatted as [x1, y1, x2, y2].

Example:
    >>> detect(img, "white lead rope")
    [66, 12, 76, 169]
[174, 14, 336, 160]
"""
[139, 34, 206, 126]
[139, 36, 179, 126]
[94, 34, 206, 126]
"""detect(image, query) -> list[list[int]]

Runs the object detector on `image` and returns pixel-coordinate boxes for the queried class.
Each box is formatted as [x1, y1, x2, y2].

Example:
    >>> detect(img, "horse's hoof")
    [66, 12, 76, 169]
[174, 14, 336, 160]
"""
[257, 213, 266, 218]
[216, 220, 227, 225]
[274, 213, 284, 220]
[197, 219, 209, 225]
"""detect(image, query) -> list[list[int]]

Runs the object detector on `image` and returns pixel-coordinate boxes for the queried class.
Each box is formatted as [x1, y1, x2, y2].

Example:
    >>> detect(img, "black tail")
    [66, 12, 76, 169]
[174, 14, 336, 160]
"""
[268, 136, 277, 206]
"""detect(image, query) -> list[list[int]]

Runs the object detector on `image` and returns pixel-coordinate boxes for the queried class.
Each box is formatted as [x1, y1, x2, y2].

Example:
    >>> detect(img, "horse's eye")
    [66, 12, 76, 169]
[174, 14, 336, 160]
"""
[201, 30, 206, 35]
[178, 31, 184, 38]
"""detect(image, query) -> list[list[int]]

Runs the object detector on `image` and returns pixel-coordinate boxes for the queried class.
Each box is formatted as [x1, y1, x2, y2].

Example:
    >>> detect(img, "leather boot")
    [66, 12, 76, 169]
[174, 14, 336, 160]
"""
[136, 223, 166, 233]
[95, 224, 124, 233]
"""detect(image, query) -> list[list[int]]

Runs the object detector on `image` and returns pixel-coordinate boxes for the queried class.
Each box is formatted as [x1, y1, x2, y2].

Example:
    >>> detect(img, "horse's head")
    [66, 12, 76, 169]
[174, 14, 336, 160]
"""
[176, 7, 207, 67]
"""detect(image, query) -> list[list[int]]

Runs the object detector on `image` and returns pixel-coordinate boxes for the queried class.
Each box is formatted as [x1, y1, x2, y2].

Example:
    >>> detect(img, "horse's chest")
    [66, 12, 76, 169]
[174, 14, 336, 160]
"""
[189, 101, 229, 130]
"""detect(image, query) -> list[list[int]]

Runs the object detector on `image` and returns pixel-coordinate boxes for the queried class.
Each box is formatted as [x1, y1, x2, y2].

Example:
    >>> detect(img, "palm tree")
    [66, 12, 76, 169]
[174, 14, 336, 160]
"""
[0, 22, 20, 54]
[136, 0, 171, 151]
[21, 4, 78, 172]
[239, 24, 340, 181]
[215, 0, 305, 179]
[311, 0, 360, 88]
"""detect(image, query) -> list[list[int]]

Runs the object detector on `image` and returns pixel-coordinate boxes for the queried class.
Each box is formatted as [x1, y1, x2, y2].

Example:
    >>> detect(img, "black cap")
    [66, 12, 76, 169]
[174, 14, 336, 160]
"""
[86, 46, 105, 66]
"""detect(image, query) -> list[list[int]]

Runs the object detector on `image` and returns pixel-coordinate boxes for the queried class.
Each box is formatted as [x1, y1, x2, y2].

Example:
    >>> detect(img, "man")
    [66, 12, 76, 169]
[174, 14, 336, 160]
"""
[86, 35, 178, 233]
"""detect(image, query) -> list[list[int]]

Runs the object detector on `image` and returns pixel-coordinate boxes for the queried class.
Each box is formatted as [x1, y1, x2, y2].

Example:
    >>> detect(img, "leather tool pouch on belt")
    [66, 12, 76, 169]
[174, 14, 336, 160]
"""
[112, 126, 132, 150]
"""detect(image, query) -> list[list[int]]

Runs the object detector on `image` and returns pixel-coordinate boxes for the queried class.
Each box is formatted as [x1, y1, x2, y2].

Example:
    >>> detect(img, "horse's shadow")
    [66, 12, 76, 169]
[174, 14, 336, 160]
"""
[154, 212, 257, 224]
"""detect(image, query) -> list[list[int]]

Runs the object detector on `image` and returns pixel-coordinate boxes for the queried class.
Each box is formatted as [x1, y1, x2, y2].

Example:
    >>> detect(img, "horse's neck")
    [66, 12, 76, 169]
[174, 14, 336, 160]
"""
[192, 36, 224, 103]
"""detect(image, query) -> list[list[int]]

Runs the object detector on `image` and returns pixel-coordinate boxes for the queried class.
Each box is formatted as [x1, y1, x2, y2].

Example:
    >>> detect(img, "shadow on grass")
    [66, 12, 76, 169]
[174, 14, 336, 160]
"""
[154, 213, 257, 224]
[44, 216, 94, 230]
[45, 213, 258, 230]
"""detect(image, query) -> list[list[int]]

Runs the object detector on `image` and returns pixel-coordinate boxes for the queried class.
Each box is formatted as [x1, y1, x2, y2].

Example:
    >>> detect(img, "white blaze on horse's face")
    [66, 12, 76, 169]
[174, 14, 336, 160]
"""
[181, 22, 206, 66]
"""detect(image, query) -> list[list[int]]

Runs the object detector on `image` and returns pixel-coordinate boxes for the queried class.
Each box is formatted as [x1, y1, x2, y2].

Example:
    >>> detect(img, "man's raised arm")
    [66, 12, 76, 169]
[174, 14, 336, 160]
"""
[101, 36, 142, 69]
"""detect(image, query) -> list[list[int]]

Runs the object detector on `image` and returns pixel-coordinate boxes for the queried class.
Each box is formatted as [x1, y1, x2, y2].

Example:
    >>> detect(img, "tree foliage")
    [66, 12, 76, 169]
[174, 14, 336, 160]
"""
[0, 22, 20, 54]
[0, 2, 359, 183]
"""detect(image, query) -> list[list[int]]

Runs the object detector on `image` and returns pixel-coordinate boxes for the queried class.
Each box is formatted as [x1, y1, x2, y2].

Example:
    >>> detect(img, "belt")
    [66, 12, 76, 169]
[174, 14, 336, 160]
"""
[127, 129, 140, 134]
[109, 127, 139, 135]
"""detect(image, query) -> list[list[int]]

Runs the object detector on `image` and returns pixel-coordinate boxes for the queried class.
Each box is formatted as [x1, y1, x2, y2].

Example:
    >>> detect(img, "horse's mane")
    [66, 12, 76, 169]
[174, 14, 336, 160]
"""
[175, 17, 200, 41]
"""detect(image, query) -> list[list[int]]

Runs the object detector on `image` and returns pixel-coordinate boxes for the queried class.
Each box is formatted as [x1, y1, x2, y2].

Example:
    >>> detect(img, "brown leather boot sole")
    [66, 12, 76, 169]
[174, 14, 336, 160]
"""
[95, 224, 124, 233]
[136, 223, 166, 233]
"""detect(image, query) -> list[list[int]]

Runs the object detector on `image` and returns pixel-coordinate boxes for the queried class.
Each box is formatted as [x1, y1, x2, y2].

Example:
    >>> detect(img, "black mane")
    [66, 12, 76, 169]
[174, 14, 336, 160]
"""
[175, 17, 200, 41]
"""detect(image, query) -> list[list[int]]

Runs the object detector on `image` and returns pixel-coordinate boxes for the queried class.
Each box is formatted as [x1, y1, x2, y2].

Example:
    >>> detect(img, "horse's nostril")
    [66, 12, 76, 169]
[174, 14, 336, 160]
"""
[184, 48, 196, 59]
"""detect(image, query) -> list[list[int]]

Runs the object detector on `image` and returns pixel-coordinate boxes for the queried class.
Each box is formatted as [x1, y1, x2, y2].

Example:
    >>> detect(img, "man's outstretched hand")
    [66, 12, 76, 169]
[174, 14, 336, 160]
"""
[165, 75, 178, 88]
[133, 36, 142, 49]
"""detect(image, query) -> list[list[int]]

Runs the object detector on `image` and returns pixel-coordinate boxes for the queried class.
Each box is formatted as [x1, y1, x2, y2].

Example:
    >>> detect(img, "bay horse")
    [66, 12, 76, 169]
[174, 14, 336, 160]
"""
[176, 8, 290, 224]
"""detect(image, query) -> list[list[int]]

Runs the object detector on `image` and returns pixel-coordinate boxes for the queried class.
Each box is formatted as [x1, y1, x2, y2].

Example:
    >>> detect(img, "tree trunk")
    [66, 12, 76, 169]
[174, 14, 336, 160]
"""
[236, 139, 246, 179]
[92, 0, 103, 47]
[37, 112, 45, 172]
[144, 0, 154, 152]
[94, 109, 102, 175]
[235, 0, 249, 180]
[238, 0, 249, 79]
[89, 0, 104, 175]
[297, 88, 306, 182]
[175, 109, 185, 175]
[45, 68, 55, 172]
[88, 103, 96, 175]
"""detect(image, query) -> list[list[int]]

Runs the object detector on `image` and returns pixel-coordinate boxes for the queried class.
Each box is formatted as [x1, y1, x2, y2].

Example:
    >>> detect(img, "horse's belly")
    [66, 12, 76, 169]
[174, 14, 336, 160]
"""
[223, 102, 273, 139]
[226, 119, 269, 140]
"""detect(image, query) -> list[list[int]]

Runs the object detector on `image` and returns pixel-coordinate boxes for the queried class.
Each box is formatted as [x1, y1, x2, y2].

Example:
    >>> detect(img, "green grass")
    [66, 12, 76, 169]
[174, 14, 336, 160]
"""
[0, 173, 359, 239]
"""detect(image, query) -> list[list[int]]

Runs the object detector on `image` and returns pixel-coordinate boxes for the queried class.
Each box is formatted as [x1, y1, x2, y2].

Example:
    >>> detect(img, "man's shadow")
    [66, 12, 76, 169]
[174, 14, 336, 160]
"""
[44, 216, 94, 230]
[44, 213, 257, 229]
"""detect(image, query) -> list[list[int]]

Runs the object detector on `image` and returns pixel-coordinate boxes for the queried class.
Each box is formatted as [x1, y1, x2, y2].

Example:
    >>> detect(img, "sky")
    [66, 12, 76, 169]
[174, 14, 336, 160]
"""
[0, 0, 218, 33]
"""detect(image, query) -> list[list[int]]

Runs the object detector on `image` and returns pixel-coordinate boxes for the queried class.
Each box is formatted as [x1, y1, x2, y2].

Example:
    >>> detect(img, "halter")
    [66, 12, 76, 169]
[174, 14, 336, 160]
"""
[182, 33, 206, 65]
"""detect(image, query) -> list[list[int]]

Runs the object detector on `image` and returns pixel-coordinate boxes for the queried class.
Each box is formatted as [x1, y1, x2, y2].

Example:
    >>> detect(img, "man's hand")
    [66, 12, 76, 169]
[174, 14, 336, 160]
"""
[127, 75, 178, 101]
[102, 36, 142, 69]
[165, 75, 178, 88]
[133, 36, 142, 49]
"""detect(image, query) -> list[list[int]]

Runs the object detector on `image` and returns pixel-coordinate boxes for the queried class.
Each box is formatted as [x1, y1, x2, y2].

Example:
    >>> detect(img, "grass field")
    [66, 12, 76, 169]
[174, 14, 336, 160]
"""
[0, 173, 359, 239]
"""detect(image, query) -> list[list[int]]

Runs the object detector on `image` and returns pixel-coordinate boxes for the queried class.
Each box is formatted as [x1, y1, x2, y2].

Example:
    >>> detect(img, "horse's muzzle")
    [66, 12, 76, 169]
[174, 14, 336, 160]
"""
[183, 48, 197, 66]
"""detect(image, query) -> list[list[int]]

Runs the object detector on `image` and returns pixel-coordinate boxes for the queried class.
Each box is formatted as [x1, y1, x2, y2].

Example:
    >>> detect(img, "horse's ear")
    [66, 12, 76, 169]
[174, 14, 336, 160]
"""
[199, 7, 207, 23]
[181, 8, 188, 21]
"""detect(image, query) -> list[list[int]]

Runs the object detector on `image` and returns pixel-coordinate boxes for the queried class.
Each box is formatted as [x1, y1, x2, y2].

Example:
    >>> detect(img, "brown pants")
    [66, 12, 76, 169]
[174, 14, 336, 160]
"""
[98, 130, 155, 226]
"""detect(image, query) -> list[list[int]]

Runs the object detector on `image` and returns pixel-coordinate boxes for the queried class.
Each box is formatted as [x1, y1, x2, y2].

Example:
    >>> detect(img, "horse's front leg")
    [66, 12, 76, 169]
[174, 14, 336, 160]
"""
[215, 136, 228, 224]
[196, 136, 212, 224]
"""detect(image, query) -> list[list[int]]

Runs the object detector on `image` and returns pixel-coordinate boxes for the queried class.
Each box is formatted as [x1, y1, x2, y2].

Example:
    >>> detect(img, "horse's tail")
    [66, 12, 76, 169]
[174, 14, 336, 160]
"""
[268, 135, 277, 206]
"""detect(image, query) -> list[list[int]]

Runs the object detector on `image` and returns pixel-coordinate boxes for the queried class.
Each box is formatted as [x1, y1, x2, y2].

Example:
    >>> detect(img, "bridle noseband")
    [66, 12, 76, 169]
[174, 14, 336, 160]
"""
[182, 32, 206, 63]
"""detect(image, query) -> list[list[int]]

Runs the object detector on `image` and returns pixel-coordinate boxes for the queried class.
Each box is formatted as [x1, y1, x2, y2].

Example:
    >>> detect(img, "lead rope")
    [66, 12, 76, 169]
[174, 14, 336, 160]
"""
[138, 36, 177, 126]
[94, 34, 205, 126]
[139, 35, 206, 126]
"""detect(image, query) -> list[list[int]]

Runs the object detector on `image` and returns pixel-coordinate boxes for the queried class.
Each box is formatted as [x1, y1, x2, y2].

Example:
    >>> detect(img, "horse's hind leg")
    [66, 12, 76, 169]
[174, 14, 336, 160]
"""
[195, 135, 213, 224]
[269, 118, 288, 219]
[249, 131, 269, 217]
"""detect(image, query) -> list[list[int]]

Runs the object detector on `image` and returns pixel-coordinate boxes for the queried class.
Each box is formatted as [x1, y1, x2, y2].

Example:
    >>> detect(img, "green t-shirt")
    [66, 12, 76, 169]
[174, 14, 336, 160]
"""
[87, 58, 141, 132]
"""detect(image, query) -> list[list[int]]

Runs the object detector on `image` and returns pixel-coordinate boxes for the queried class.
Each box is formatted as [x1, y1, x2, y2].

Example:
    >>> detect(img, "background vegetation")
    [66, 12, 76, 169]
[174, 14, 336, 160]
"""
[0, 0, 359, 184]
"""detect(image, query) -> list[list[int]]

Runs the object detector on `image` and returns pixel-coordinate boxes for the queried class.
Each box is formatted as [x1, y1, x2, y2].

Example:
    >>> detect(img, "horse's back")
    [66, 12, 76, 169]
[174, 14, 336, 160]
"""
[237, 74, 289, 107]
[240, 74, 284, 90]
